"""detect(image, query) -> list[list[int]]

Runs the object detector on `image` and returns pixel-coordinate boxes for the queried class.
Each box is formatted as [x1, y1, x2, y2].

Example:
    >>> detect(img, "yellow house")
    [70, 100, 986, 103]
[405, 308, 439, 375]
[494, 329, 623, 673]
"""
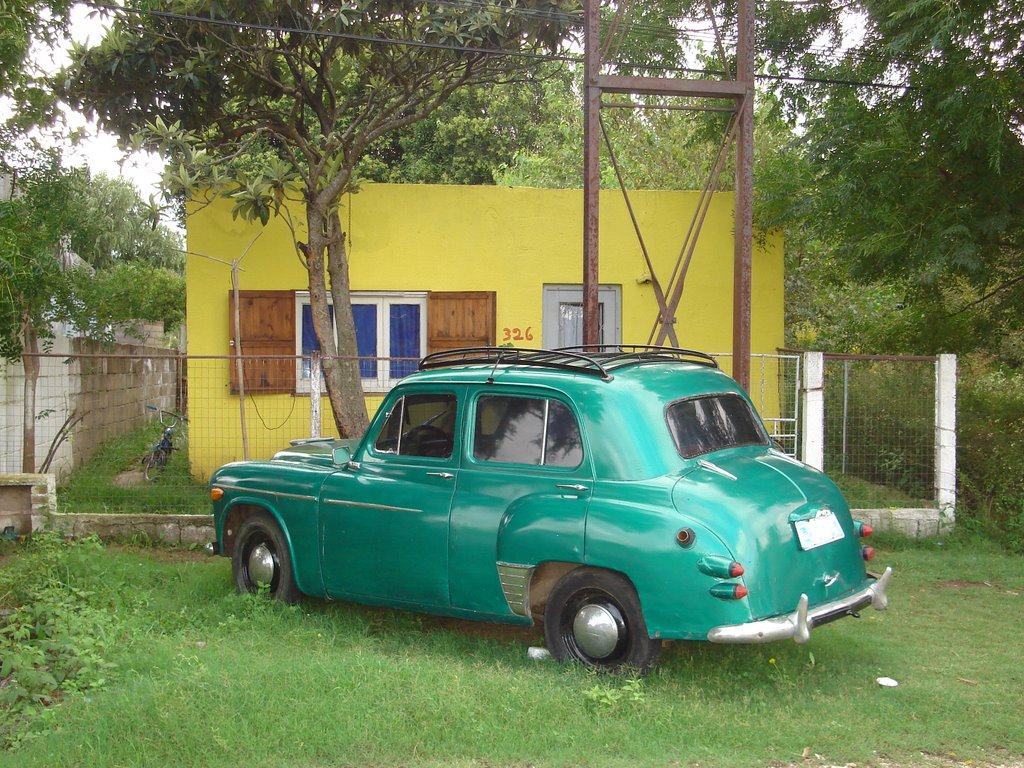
[185, 183, 783, 478]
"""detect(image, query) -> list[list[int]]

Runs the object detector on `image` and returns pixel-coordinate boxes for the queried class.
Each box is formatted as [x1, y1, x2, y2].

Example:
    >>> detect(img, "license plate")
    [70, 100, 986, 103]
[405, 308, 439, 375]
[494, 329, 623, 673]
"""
[794, 508, 845, 550]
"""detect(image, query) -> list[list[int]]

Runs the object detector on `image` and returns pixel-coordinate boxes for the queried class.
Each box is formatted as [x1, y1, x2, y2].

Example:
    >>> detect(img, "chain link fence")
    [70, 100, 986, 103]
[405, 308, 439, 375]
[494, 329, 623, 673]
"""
[4, 350, 938, 518]
[713, 352, 801, 456]
[820, 354, 939, 509]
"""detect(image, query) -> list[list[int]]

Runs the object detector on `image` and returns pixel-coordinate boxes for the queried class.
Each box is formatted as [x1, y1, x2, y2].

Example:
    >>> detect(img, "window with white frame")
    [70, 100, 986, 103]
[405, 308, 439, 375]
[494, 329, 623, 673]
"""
[296, 291, 428, 392]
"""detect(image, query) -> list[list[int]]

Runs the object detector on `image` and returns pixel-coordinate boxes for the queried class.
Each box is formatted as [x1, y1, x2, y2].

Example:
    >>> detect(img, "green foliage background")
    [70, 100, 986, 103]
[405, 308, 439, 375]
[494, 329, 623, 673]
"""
[957, 360, 1024, 552]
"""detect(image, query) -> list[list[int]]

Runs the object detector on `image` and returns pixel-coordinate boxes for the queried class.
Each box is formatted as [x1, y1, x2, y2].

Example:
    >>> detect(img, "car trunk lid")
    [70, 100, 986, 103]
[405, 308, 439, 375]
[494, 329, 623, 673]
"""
[673, 448, 869, 620]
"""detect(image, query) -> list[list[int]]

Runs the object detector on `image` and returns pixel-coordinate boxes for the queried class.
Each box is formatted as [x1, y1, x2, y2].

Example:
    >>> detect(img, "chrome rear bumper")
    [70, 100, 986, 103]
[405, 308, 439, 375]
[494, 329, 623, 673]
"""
[707, 567, 892, 644]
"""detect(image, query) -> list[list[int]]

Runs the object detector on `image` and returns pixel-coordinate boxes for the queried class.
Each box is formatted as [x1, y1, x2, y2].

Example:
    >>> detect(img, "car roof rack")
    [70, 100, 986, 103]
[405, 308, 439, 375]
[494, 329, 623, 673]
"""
[419, 345, 718, 380]
[556, 345, 719, 370]
[419, 347, 614, 380]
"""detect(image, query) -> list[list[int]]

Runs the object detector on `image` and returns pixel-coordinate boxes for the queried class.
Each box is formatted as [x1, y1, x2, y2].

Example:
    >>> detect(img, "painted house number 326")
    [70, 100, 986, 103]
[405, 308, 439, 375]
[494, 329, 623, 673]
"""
[502, 327, 534, 342]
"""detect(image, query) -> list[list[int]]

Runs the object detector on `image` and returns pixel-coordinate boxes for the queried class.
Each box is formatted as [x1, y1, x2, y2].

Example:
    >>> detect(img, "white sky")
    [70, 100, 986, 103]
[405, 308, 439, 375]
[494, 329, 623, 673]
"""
[8, 3, 168, 200]
[67, 4, 166, 198]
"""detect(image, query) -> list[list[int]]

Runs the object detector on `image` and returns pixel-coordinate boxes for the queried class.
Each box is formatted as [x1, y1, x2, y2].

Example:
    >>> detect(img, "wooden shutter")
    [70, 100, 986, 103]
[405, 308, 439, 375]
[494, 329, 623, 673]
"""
[427, 291, 496, 354]
[228, 290, 296, 394]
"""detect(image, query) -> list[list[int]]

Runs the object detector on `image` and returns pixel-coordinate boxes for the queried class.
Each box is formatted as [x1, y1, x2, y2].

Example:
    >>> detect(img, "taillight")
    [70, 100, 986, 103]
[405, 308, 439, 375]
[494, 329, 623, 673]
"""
[710, 583, 749, 600]
[862, 545, 875, 562]
[697, 554, 744, 579]
[855, 521, 874, 537]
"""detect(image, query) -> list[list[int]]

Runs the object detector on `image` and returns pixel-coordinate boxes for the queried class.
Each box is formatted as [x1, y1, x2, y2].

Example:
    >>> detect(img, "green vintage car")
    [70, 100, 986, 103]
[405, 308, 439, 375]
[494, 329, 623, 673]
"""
[209, 346, 891, 671]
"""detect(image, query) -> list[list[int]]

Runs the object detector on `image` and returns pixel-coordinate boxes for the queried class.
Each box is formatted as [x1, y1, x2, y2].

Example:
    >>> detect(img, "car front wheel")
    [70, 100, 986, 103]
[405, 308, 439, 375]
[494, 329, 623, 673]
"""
[544, 567, 661, 672]
[232, 513, 300, 603]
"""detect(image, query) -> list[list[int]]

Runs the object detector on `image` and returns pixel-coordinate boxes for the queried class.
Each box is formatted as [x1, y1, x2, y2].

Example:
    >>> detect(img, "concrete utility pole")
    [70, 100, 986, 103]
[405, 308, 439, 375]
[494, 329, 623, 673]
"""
[581, 0, 756, 389]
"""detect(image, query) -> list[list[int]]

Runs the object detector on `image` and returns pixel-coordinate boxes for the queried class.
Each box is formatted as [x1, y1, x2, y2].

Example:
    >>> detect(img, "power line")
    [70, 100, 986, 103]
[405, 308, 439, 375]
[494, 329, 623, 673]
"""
[85, 1, 580, 63]
[81, 1, 912, 91]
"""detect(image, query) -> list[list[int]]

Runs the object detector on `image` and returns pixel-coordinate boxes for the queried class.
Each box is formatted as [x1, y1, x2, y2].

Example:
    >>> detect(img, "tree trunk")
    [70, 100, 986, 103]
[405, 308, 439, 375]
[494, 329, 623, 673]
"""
[21, 317, 39, 473]
[304, 197, 369, 439]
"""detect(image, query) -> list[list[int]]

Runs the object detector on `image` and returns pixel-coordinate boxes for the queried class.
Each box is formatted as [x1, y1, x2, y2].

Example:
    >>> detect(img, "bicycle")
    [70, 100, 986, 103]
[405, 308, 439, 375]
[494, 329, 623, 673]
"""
[142, 405, 188, 481]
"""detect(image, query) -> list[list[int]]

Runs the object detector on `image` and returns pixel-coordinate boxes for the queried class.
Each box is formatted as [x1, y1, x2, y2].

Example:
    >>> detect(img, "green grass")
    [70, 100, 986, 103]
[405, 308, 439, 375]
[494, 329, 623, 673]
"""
[2, 534, 1023, 767]
[58, 424, 209, 515]
[832, 473, 935, 509]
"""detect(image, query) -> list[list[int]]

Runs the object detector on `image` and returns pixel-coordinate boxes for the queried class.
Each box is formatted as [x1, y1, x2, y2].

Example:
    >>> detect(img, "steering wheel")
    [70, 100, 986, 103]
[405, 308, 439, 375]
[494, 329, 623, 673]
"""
[403, 425, 453, 458]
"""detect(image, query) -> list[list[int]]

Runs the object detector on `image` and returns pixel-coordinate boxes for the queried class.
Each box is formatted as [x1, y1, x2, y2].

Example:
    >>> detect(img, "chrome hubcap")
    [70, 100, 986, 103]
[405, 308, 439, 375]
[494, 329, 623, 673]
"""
[247, 542, 276, 586]
[572, 604, 621, 659]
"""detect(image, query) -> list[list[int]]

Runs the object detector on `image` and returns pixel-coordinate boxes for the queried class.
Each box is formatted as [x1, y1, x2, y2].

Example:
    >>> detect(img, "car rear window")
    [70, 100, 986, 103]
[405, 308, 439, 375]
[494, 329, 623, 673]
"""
[666, 394, 769, 459]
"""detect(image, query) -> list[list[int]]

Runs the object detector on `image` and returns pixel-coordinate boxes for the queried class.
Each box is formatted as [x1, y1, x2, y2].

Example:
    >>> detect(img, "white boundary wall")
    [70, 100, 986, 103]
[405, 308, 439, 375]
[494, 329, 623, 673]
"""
[1, 325, 177, 477]
[801, 351, 956, 534]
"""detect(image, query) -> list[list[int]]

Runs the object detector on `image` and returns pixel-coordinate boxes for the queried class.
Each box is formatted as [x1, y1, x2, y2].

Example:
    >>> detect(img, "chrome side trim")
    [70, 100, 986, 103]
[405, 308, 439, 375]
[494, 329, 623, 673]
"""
[321, 498, 422, 514]
[496, 562, 535, 617]
[214, 483, 317, 502]
[697, 459, 738, 481]
[274, 490, 320, 502]
[707, 566, 893, 644]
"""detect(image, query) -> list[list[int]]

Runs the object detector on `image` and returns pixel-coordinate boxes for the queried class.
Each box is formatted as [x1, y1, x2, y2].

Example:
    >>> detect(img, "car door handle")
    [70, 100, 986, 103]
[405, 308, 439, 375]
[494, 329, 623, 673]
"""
[426, 472, 455, 480]
[556, 484, 589, 493]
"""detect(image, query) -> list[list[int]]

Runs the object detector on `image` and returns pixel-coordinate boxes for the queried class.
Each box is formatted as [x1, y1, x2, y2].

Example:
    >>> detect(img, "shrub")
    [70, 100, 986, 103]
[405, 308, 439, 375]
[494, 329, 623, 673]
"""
[0, 535, 118, 749]
[957, 356, 1024, 553]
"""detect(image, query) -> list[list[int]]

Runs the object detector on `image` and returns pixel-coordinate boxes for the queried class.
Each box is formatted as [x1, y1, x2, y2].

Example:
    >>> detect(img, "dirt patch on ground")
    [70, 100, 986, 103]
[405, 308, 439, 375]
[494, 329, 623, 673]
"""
[771, 751, 1024, 768]
[936, 579, 1022, 597]
[112, 469, 147, 487]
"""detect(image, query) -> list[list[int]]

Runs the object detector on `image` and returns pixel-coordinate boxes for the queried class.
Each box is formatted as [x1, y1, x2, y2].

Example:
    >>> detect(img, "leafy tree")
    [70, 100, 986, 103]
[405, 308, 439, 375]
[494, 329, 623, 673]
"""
[358, 66, 572, 185]
[61, 0, 578, 437]
[494, 66, 740, 190]
[67, 262, 186, 338]
[1, 142, 184, 472]
[0, 0, 71, 125]
[65, 175, 182, 271]
[1, 151, 85, 472]
[758, 0, 1024, 360]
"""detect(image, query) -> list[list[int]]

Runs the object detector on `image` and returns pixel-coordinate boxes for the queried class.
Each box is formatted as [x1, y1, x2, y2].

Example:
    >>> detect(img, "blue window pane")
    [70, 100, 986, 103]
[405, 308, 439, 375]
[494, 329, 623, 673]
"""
[389, 304, 420, 379]
[301, 304, 335, 379]
[353, 304, 378, 378]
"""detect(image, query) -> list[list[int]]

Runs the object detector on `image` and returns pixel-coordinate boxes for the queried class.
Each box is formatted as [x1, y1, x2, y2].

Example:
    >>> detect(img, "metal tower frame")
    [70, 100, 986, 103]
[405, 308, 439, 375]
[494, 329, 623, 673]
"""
[582, 0, 755, 390]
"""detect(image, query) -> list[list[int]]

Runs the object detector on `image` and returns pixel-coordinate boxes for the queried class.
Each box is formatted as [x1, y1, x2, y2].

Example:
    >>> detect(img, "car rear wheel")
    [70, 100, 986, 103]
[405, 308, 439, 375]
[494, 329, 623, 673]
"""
[543, 567, 660, 672]
[232, 513, 300, 603]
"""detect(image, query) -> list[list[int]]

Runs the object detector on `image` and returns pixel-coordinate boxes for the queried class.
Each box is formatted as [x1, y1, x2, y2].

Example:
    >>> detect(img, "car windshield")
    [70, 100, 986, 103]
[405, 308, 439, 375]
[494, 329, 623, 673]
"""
[666, 394, 769, 459]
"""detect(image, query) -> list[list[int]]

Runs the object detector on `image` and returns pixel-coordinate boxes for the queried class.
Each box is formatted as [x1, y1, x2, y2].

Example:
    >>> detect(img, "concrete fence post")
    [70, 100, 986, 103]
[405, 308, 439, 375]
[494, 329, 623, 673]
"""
[935, 354, 957, 527]
[309, 353, 322, 439]
[802, 351, 825, 471]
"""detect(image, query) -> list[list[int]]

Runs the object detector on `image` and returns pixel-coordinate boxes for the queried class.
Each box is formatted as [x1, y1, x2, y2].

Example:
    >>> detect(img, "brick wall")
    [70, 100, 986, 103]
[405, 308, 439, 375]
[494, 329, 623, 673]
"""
[0, 473, 55, 535]
[0, 328, 180, 478]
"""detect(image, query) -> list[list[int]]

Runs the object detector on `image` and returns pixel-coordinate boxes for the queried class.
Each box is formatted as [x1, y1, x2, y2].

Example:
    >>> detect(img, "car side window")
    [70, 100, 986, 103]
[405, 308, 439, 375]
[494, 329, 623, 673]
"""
[474, 395, 583, 468]
[374, 393, 457, 459]
[545, 400, 584, 467]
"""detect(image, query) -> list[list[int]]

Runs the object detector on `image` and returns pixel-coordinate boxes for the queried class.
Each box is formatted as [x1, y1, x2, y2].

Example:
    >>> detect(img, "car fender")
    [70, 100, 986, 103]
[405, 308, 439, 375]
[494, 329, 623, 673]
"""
[583, 490, 753, 640]
[218, 494, 322, 598]
[495, 491, 587, 568]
